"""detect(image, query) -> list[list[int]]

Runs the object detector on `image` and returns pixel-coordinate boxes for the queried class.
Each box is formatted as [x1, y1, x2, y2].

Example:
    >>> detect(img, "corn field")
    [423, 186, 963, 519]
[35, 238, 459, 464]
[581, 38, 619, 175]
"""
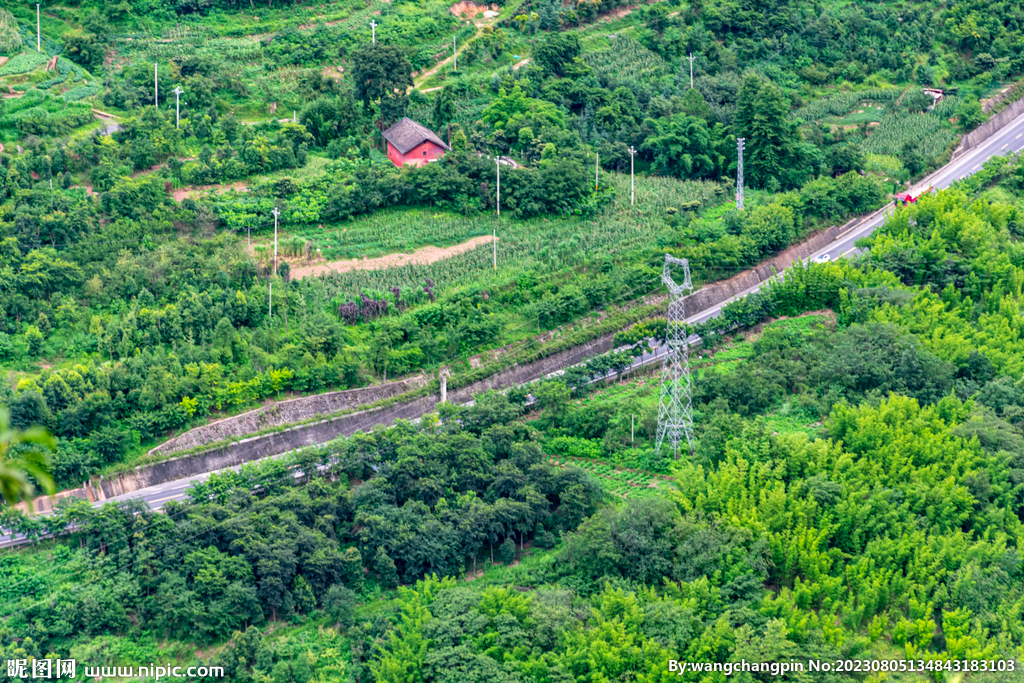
[862, 105, 958, 159]
[296, 172, 724, 305]
[792, 87, 904, 122]
[585, 36, 667, 86]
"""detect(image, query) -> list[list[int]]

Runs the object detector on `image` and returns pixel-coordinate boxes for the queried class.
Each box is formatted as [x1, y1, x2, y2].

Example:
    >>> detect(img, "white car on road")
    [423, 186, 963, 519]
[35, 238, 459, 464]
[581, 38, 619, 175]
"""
[813, 254, 831, 264]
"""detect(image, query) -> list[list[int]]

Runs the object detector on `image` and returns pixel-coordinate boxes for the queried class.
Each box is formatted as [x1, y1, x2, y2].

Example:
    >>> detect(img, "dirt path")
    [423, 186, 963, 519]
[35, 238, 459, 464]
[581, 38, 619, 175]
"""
[411, 28, 482, 92]
[411, 2, 508, 91]
[291, 234, 497, 279]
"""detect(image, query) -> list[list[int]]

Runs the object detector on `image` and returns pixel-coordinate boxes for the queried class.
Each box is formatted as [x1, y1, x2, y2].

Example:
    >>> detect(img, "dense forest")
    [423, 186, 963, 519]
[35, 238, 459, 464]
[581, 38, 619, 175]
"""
[3, 0, 1024, 678]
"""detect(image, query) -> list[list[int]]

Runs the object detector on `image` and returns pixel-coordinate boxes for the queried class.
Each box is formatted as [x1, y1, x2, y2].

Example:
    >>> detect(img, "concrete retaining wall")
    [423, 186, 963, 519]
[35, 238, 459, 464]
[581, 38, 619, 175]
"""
[952, 96, 1024, 160]
[682, 222, 847, 314]
[14, 487, 89, 514]
[151, 374, 430, 456]
[88, 330, 626, 500]
[83, 222, 853, 503]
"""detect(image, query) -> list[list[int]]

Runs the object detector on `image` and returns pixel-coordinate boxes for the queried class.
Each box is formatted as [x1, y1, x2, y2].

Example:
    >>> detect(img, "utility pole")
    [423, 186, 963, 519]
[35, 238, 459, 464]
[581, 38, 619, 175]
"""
[293, 110, 296, 123]
[595, 152, 599, 191]
[37, 5, 41, 52]
[495, 158, 500, 270]
[453, 35, 457, 71]
[656, 255, 695, 459]
[155, 63, 159, 108]
[736, 138, 745, 210]
[272, 206, 280, 276]
[688, 52, 695, 88]
[628, 146, 637, 206]
[370, 19, 377, 44]
[172, 86, 184, 128]
[269, 282, 273, 318]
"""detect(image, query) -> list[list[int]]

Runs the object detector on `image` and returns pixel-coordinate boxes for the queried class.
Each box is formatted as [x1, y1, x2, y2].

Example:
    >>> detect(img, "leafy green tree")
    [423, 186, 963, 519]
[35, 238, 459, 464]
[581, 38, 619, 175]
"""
[350, 44, 413, 124]
[323, 584, 358, 628]
[642, 114, 724, 179]
[299, 96, 360, 147]
[451, 128, 468, 152]
[91, 426, 128, 464]
[534, 381, 570, 428]
[499, 536, 516, 564]
[62, 31, 105, 69]
[292, 575, 316, 614]
[956, 98, 986, 133]
[735, 74, 806, 189]
[373, 546, 399, 590]
[0, 9, 21, 53]
[0, 408, 55, 505]
[534, 33, 581, 77]
[24, 326, 44, 356]
[340, 547, 364, 591]
[432, 86, 458, 133]
[481, 85, 567, 133]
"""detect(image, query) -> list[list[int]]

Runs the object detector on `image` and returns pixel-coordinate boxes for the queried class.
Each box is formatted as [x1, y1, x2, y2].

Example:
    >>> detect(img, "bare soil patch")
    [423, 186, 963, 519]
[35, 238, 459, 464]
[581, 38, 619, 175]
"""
[449, 1, 498, 18]
[291, 234, 497, 279]
[322, 65, 345, 80]
[172, 181, 248, 202]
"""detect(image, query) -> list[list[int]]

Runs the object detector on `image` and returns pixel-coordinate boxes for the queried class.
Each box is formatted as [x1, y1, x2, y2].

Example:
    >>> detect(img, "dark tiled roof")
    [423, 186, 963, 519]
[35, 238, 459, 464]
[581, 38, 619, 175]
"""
[382, 117, 451, 155]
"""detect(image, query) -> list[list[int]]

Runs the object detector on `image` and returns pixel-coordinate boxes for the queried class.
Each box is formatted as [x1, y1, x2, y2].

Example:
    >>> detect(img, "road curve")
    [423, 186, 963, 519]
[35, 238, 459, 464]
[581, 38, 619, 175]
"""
[689, 106, 1024, 327]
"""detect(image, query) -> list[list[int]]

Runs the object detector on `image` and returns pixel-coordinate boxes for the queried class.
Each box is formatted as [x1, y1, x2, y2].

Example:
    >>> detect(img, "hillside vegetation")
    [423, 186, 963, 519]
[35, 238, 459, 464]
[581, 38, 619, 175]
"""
[3, 0, 1024, 679]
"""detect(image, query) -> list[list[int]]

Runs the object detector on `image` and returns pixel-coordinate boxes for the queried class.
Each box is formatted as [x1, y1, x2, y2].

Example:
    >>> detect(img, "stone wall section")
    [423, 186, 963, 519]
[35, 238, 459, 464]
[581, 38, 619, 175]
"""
[150, 374, 429, 456]
[952, 97, 1024, 160]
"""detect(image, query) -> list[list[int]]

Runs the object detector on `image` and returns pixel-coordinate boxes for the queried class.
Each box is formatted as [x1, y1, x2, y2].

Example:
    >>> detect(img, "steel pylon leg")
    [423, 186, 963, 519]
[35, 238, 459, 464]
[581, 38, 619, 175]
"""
[656, 255, 695, 458]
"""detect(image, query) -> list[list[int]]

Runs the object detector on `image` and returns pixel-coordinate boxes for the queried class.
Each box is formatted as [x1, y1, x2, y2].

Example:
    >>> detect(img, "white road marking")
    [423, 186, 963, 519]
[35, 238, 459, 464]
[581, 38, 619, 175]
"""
[1018, 134, 1022, 139]
[973, 164, 980, 169]
[150, 494, 184, 504]
[1002, 144, 1008, 150]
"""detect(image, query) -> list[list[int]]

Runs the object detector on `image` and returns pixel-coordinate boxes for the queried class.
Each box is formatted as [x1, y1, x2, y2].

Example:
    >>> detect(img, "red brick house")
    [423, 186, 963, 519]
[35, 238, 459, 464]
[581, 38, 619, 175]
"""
[382, 117, 451, 168]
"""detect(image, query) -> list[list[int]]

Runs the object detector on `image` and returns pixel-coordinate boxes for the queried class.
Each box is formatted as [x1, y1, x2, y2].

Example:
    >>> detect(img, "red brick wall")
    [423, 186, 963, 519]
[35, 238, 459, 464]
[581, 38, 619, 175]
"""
[387, 140, 446, 168]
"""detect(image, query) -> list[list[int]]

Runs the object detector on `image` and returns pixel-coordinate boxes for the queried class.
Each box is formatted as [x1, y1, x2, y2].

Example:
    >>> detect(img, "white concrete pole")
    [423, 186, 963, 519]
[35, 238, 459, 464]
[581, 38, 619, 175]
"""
[628, 146, 636, 205]
[272, 207, 280, 276]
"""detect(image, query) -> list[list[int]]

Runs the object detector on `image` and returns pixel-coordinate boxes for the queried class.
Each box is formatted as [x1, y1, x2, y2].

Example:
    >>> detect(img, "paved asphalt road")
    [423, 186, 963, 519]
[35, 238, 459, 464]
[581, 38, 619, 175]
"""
[688, 106, 1024, 327]
[6, 106, 1024, 543]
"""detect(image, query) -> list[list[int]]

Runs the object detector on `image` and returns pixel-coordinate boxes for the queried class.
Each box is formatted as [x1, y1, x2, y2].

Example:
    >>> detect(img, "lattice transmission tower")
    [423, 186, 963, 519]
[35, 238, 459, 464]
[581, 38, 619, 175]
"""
[656, 255, 695, 458]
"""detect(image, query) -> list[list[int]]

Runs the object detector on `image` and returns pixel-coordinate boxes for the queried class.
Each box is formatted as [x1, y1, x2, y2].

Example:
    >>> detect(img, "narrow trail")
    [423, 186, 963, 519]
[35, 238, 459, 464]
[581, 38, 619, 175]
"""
[291, 234, 497, 279]
[411, 1, 511, 92]
[410, 25, 483, 92]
